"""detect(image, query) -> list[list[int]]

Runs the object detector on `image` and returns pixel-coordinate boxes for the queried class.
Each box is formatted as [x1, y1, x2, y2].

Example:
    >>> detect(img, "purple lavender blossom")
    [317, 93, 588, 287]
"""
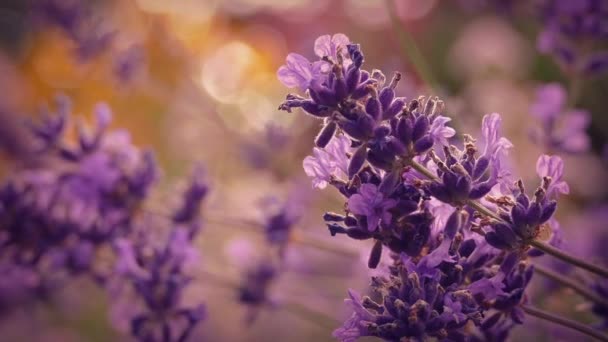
[423, 113, 512, 206]
[277, 53, 325, 91]
[529, 83, 591, 154]
[334, 211, 506, 341]
[274, 35, 581, 342]
[0, 99, 156, 276]
[303, 134, 351, 189]
[535, 154, 569, 199]
[347, 183, 396, 232]
[484, 155, 562, 251]
[536, 0, 608, 75]
[31, 0, 115, 61]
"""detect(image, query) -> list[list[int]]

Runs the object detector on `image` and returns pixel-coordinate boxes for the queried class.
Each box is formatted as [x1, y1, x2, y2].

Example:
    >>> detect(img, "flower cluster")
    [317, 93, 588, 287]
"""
[110, 166, 208, 341]
[276, 33, 571, 341]
[0, 97, 155, 292]
[537, 0, 608, 76]
[0, 97, 208, 341]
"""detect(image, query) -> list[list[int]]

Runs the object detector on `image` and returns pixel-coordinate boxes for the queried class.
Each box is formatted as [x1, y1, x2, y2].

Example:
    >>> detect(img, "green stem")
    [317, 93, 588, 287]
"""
[522, 305, 608, 341]
[384, 0, 436, 91]
[408, 159, 608, 279]
[535, 264, 608, 307]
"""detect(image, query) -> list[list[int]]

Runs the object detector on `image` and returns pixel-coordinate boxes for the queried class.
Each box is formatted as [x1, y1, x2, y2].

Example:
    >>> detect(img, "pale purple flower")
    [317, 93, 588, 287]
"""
[303, 134, 351, 189]
[314, 33, 351, 61]
[347, 183, 396, 231]
[429, 115, 456, 146]
[427, 198, 455, 237]
[332, 289, 374, 342]
[276, 53, 323, 91]
[530, 83, 566, 120]
[469, 272, 506, 300]
[536, 154, 569, 198]
[314, 33, 352, 71]
[555, 110, 591, 152]
[481, 113, 513, 161]
[529, 83, 591, 153]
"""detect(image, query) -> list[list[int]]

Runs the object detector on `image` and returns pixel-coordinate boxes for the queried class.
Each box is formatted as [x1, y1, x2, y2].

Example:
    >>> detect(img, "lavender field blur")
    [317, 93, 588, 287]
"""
[0, 0, 607, 341]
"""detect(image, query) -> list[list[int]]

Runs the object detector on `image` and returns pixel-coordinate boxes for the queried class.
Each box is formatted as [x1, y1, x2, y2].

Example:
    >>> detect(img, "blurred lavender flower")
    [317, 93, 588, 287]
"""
[529, 83, 591, 153]
[537, 0, 608, 75]
[31, 0, 115, 60]
[259, 190, 304, 255]
[0, 96, 210, 342]
[110, 167, 208, 342]
[0, 98, 156, 279]
[241, 123, 291, 170]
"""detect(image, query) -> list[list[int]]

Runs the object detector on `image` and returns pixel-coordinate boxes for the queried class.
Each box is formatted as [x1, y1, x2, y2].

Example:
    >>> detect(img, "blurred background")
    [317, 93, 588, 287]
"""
[0, 0, 606, 341]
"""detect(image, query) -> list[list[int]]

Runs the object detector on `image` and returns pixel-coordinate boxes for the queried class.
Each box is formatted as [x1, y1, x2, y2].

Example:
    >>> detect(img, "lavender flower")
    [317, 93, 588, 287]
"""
[31, 0, 115, 60]
[484, 156, 563, 251]
[303, 134, 351, 189]
[332, 210, 532, 341]
[424, 113, 512, 207]
[274, 34, 590, 342]
[0, 99, 156, 276]
[529, 83, 591, 153]
[537, 0, 608, 75]
[347, 183, 396, 232]
[111, 167, 208, 342]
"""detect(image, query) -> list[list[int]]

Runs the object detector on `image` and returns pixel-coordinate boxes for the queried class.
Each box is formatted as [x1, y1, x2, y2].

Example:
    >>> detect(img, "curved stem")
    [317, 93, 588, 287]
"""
[530, 240, 608, 279]
[522, 305, 608, 341]
[408, 159, 608, 279]
[535, 264, 608, 307]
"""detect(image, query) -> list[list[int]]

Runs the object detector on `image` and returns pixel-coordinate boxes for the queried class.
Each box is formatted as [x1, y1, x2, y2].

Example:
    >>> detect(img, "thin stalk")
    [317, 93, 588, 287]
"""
[384, 0, 437, 91]
[408, 159, 608, 278]
[208, 215, 359, 258]
[535, 264, 608, 308]
[530, 240, 608, 279]
[202, 270, 340, 330]
[294, 234, 360, 258]
[522, 305, 608, 341]
[567, 75, 582, 108]
[283, 300, 342, 330]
